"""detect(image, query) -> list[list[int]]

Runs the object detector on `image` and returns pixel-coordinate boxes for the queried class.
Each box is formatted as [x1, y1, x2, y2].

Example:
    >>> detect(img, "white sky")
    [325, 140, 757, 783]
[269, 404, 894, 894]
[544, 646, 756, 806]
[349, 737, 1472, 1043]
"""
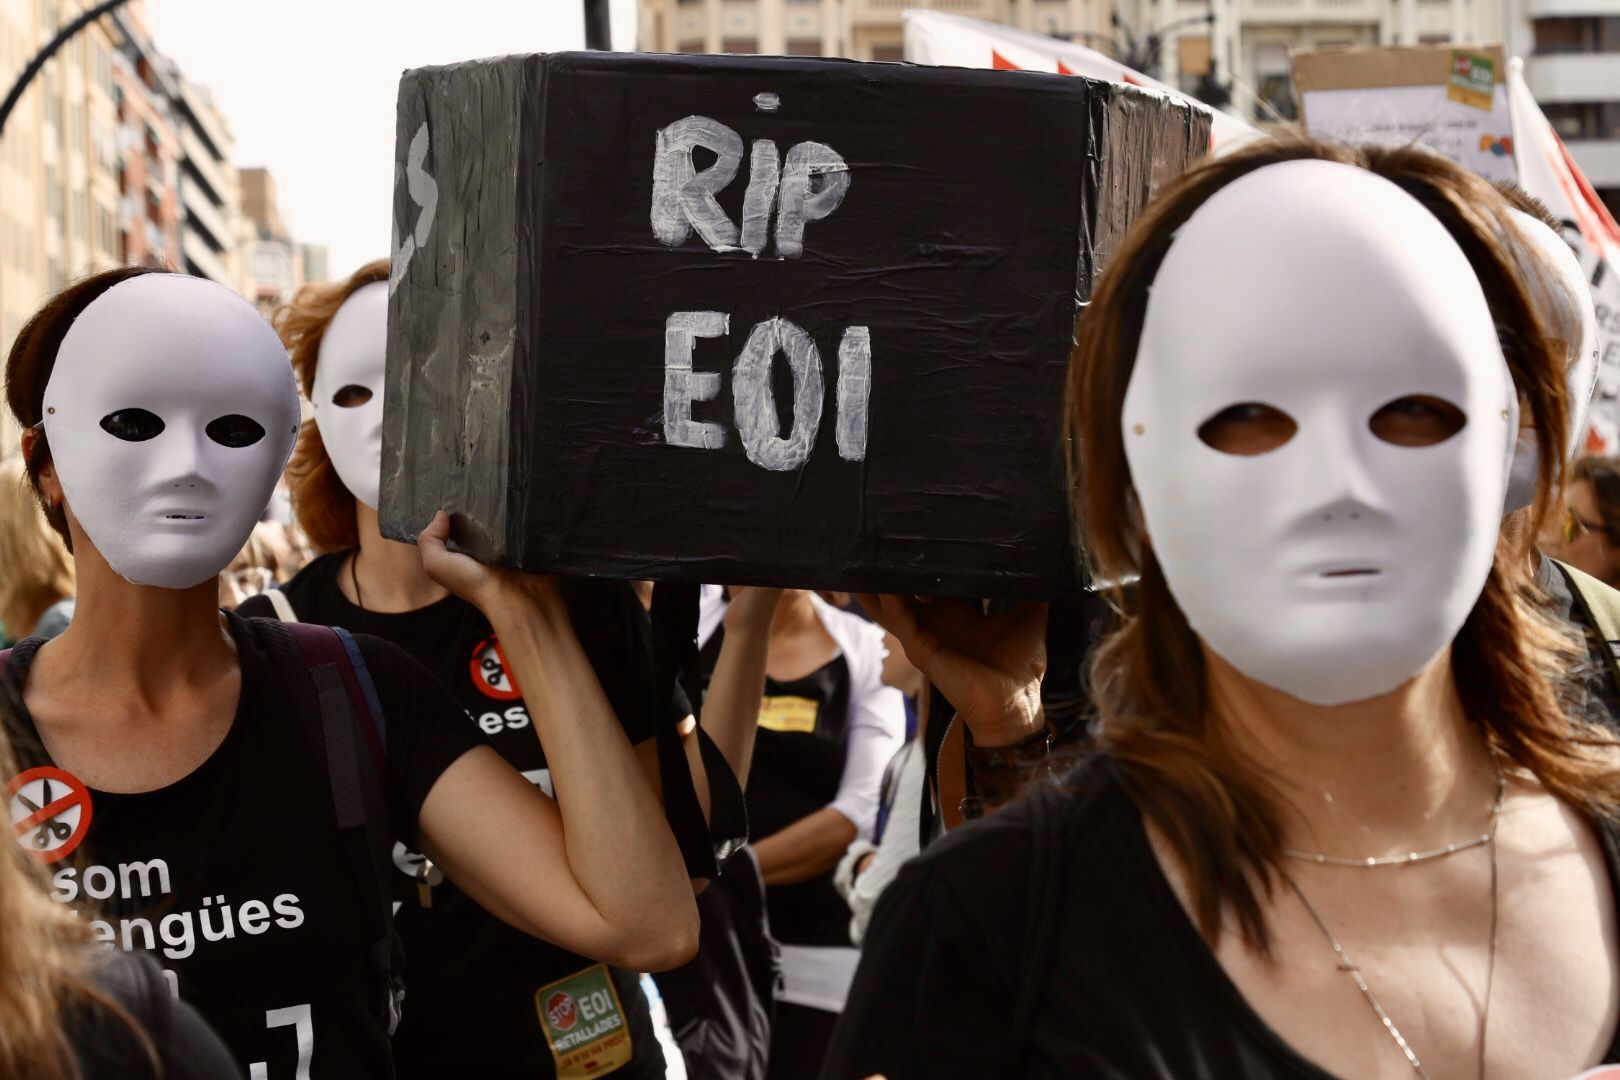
[146, 0, 640, 278]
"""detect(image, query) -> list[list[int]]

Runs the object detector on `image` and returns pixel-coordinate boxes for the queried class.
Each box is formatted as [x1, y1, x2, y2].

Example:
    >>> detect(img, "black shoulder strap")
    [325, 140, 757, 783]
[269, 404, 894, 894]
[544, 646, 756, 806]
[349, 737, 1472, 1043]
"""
[650, 582, 748, 878]
[247, 617, 404, 1034]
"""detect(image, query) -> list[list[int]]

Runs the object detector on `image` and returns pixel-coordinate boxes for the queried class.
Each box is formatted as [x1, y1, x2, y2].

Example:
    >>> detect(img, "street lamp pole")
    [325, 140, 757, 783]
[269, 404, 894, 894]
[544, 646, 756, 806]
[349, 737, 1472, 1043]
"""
[0, 0, 131, 141]
[583, 0, 612, 51]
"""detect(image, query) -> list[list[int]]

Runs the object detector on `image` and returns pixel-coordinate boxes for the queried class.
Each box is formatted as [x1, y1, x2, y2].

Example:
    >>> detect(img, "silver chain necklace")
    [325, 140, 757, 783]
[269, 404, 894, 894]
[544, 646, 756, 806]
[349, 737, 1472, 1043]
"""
[1279, 757, 1506, 1079]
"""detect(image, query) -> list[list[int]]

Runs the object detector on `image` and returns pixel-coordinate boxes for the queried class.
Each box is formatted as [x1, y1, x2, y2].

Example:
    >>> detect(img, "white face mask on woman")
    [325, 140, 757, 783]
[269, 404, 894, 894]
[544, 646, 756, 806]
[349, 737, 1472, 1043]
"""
[310, 281, 389, 510]
[1121, 160, 1518, 706]
[41, 274, 300, 590]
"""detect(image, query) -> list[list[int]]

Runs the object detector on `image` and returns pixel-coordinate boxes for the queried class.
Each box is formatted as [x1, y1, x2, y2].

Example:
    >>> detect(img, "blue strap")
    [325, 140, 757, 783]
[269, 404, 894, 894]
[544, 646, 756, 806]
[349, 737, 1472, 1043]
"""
[333, 626, 388, 752]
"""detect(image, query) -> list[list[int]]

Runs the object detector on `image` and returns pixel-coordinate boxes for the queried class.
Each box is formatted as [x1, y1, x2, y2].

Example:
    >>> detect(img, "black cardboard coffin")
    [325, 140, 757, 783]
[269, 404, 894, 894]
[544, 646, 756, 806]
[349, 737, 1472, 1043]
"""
[381, 52, 1208, 597]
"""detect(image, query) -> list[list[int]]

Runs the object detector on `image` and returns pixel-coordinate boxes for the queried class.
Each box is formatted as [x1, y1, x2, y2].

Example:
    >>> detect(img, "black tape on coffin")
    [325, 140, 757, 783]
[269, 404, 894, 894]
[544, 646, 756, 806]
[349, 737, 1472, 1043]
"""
[382, 53, 1207, 598]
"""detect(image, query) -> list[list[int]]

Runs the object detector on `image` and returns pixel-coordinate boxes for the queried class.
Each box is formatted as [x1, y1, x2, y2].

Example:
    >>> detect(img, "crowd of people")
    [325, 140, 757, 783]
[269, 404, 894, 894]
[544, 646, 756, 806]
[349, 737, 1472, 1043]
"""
[1, 129, 1618, 1080]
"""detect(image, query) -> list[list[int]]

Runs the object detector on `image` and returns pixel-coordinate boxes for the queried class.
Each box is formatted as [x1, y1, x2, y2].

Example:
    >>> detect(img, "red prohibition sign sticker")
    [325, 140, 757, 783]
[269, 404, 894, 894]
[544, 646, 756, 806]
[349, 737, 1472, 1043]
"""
[8, 766, 93, 864]
[1572, 1069, 1620, 1079]
[470, 636, 523, 702]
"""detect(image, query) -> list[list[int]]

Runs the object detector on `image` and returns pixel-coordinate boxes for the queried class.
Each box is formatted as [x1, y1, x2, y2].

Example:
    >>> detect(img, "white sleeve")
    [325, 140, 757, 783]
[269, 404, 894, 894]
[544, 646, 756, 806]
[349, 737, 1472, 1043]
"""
[824, 612, 908, 839]
[840, 739, 925, 945]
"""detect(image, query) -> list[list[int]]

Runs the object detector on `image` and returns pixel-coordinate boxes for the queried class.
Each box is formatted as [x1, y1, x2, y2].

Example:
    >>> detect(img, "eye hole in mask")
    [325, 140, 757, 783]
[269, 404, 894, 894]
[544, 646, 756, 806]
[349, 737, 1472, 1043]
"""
[205, 414, 267, 449]
[1367, 395, 1466, 447]
[100, 408, 165, 442]
[1196, 402, 1297, 456]
[332, 384, 373, 409]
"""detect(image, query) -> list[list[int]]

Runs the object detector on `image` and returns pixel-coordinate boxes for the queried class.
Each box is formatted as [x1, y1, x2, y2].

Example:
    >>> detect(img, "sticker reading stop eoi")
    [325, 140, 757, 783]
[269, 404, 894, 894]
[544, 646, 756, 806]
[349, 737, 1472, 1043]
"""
[8, 765, 93, 863]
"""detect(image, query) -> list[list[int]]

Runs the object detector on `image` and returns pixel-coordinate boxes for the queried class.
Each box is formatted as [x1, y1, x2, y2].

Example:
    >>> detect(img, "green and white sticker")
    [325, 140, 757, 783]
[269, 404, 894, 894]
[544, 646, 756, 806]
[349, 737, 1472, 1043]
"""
[535, 963, 633, 1077]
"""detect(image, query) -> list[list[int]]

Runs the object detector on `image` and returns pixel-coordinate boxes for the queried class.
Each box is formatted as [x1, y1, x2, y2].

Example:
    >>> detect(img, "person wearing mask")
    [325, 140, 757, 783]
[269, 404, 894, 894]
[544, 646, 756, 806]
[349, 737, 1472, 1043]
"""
[2, 266, 698, 1079]
[692, 587, 904, 1080]
[0, 455, 76, 642]
[1547, 455, 1620, 587]
[240, 260, 778, 1079]
[825, 139, 1620, 1078]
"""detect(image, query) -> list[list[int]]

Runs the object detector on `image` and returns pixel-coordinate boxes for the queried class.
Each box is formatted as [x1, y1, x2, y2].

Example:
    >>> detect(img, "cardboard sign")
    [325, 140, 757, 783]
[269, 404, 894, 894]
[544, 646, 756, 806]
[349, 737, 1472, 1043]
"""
[383, 52, 1208, 597]
[1293, 45, 1515, 184]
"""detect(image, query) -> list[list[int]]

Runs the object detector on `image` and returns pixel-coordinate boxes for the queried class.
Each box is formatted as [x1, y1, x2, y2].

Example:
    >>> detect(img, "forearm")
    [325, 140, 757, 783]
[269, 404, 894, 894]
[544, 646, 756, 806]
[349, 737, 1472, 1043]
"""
[698, 613, 775, 789]
[484, 590, 693, 943]
[753, 806, 859, 885]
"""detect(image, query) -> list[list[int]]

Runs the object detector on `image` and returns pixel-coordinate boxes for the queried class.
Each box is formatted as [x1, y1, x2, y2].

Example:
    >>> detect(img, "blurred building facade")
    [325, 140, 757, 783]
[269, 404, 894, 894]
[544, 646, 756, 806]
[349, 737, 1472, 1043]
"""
[0, 0, 328, 452]
[635, 0, 1568, 134]
[239, 165, 306, 314]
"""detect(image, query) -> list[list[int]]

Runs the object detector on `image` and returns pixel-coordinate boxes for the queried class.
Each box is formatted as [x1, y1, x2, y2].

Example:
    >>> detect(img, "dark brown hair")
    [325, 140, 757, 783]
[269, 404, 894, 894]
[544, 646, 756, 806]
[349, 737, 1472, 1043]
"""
[1066, 135, 1620, 954]
[274, 259, 389, 553]
[4, 266, 173, 548]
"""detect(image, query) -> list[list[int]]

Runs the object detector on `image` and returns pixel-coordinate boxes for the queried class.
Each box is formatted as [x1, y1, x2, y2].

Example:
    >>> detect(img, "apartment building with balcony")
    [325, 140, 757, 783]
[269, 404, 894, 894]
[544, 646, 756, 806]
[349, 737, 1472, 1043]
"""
[107, 3, 181, 269]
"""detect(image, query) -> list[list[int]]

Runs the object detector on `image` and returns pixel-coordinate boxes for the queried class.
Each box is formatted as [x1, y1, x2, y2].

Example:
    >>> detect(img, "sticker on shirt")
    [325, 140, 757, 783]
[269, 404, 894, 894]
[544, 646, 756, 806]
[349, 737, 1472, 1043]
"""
[536, 963, 633, 1078]
[8, 766, 93, 864]
[1573, 1069, 1620, 1079]
[758, 695, 820, 734]
[470, 635, 523, 701]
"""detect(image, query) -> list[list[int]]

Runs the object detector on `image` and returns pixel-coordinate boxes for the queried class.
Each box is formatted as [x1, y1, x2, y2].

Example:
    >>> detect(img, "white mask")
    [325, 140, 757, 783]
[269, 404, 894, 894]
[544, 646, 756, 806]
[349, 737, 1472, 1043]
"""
[310, 281, 388, 510]
[1122, 160, 1517, 706]
[1501, 209, 1601, 514]
[42, 274, 300, 590]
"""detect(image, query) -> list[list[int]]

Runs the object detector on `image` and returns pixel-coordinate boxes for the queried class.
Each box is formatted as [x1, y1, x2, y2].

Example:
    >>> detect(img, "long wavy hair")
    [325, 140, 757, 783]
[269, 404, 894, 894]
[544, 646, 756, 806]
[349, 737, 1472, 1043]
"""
[1066, 136, 1620, 954]
[274, 259, 389, 553]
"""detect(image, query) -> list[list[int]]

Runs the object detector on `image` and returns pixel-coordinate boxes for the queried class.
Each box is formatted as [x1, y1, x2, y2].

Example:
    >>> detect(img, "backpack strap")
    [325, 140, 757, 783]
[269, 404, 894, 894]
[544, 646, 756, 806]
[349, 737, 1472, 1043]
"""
[1552, 558, 1620, 696]
[247, 617, 404, 1034]
[649, 582, 748, 879]
[263, 587, 299, 624]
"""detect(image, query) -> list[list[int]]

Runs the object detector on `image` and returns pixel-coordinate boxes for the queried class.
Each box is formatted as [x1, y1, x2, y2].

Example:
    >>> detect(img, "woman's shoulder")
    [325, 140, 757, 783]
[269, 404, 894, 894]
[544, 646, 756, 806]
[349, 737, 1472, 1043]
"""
[905, 757, 1131, 914]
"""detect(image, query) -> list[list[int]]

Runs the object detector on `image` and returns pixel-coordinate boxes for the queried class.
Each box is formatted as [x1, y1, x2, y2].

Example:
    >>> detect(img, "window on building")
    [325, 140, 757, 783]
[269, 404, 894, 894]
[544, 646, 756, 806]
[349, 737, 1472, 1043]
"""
[1254, 42, 1296, 122]
[721, 37, 758, 53]
[1534, 16, 1620, 54]
[870, 44, 905, 61]
[786, 37, 822, 55]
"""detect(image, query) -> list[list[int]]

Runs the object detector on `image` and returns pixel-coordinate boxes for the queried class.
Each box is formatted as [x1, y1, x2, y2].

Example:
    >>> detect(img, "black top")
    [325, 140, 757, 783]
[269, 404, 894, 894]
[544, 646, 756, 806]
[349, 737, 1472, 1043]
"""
[823, 756, 1620, 1080]
[240, 552, 685, 1078]
[3, 612, 484, 1079]
[72, 950, 240, 1079]
[703, 626, 856, 949]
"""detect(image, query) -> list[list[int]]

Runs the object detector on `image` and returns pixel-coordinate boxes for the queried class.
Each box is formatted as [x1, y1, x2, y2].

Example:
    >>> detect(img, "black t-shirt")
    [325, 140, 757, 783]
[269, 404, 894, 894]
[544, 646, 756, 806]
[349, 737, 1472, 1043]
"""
[3, 612, 484, 1079]
[240, 552, 684, 1078]
[702, 627, 856, 948]
[823, 756, 1620, 1080]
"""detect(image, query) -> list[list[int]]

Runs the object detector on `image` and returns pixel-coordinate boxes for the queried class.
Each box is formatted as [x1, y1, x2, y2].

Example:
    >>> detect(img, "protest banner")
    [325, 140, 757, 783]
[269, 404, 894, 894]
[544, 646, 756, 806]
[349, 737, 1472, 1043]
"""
[902, 8, 1256, 149]
[381, 52, 1208, 597]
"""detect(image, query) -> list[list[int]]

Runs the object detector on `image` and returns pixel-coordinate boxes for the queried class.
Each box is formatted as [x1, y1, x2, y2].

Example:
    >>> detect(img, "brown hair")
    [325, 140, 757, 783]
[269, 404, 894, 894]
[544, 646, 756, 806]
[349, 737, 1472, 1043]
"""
[0, 681, 158, 1078]
[0, 457, 75, 638]
[1574, 455, 1620, 543]
[1066, 135, 1620, 953]
[274, 259, 390, 553]
[4, 266, 173, 548]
